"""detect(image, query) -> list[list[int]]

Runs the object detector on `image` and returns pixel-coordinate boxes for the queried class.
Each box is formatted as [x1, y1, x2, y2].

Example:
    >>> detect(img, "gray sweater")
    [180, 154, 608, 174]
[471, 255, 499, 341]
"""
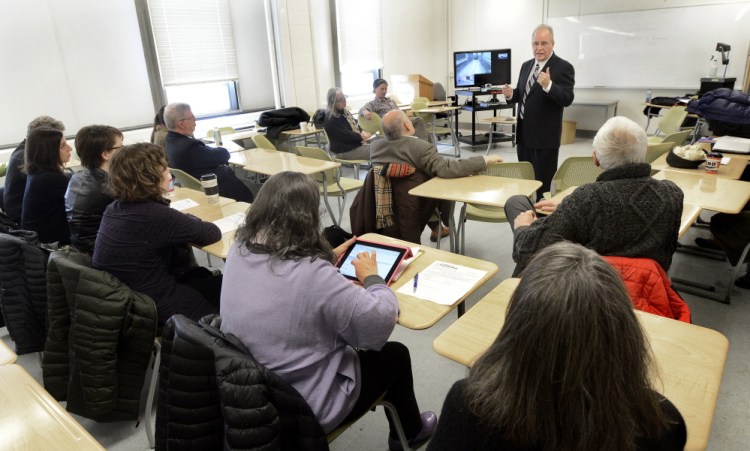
[513, 163, 683, 272]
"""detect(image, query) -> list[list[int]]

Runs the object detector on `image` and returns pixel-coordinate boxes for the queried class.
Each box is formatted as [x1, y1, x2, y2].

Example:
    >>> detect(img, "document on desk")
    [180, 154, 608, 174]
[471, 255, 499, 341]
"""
[170, 198, 200, 211]
[397, 261, 487, 305]
[212, 213, 245, 234]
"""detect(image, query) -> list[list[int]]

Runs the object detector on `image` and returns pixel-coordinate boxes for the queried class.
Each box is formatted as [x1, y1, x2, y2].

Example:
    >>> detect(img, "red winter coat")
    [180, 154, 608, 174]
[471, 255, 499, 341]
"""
[603, 256, 691, 323]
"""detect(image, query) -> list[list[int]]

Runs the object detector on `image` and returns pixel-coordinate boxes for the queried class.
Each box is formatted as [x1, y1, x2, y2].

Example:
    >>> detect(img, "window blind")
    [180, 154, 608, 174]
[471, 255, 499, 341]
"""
[335, 0, 383, 72]
[147, 0, 238, 86]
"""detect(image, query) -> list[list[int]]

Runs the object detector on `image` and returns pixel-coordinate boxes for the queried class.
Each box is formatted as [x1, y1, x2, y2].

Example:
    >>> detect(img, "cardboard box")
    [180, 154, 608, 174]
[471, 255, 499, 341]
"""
[561, 120, 576, 145]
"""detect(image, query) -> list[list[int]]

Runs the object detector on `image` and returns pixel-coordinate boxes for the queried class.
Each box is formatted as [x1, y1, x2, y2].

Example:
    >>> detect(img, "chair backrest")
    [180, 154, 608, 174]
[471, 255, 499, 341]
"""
[645, 142, 676, 164]
[411, 99, 430, 123]
[157, 314, 328, 450]
[295, 146, 339, 184]
[658, 130, 691, 147]
[482, 161, 535, 180]
[433, 83, 447, 101]
[656, 106, 688, 135]
[551, 157, 603, 194]
[251, 134, 277, 150]
[358, 112, 383, 135]
[170, 167, 203, 191]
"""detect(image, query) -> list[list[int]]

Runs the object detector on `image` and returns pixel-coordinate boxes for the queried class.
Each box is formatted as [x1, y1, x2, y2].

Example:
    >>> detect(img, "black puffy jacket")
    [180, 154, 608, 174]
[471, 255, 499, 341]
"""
[258, 107, 310, 139]
[43, 250, 157, 421]
[64, 167, 113, 253]
[0, 230, 48, 354]
[156, 314, 328, 451]
[688, 88, 750, 138]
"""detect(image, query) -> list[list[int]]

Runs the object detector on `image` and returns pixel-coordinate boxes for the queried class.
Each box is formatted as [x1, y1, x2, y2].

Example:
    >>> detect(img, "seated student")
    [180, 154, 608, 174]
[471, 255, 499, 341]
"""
[220, 171, 436, 450]
[358, 78, 428, 140]
[324, 87, 379, 160]
[163, 102, 254, 202]
[504, 116, 683, 275]
[21, 128, 73, 245]
[4, 116, 65, 224]
[65, 125, 123, 253]
[428, 242, 687, 451]
[695, 213, 750, 288]
[150, 105, 168, 148]
[93, 143, 222, 329]
[369, 110, 501, 242]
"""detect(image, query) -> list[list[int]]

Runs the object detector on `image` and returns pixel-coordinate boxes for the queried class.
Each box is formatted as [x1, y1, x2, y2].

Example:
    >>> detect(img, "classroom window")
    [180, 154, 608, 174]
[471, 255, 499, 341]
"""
[333, 0, 383, 96]
[145, 0, 240, 115]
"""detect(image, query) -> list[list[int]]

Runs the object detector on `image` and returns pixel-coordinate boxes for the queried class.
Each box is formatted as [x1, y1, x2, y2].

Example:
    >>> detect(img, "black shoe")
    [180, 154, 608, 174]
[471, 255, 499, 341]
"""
[735, 274, 750, 289]
[695, 237, 723, 251]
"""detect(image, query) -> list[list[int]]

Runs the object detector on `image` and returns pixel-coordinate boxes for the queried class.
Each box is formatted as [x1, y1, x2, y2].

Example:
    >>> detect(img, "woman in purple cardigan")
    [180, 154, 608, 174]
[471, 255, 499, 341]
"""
[93, 143, 222, 330]
[220, 171, 436, 450]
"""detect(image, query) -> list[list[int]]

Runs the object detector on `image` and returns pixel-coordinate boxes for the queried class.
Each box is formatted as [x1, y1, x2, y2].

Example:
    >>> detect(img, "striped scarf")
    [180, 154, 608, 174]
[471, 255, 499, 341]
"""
[373, 163, 417, 230]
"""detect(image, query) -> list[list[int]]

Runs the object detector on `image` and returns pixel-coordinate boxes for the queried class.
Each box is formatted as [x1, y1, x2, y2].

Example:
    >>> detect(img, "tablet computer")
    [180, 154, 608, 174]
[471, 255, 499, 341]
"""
[336, 239, 410, 284]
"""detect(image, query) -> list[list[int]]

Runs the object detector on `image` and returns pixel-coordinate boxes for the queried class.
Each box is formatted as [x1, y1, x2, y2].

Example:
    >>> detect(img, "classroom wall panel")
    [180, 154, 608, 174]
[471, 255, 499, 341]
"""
[0, 0, 154, 146]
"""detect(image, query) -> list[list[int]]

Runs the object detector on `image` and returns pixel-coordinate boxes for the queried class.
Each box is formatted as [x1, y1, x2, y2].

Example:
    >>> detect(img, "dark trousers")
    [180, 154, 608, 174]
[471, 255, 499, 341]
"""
[338, 342, 422, 439]
[517, 144, 559, 200]
[503, 195, 548, 277]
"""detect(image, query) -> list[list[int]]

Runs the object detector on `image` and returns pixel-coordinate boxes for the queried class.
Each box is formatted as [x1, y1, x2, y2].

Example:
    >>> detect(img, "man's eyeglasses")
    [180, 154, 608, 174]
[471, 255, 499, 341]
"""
[179, 116, 197, 122]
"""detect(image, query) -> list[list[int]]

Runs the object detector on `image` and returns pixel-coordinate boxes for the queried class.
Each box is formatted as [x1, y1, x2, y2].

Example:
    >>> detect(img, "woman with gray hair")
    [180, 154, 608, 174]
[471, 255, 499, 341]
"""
[503, 116, 683, 275]
[428, 242, 687, 450]
[323, 87, 375, 160]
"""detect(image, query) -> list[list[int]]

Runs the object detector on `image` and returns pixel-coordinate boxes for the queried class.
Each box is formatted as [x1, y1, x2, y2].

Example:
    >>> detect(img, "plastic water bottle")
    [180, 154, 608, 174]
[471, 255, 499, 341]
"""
[645, 89, 652, 104]
[212, 127, 223, 146]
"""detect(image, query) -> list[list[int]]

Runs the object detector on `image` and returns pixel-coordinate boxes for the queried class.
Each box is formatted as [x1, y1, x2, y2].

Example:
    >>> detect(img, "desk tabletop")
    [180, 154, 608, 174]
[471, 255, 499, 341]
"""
[397, 100, 451, 109]
[433, 277, 728, 451]
[0, 364, 105, 450]
[186, 202, 250, 259]
[361, 233, 498, 330]
[168, 186, 236, 207]
[409, 175, 541, 208]
[653, 170, 750, 214]
[478, 116, 516, 124]
[418, 106, 462, 114]
[0, 340, 16, 365]
[222, 129, 258, 142]
[241, 148, 339, 176]
[280, 127, 326, 137]
[651, 153, 747, 180]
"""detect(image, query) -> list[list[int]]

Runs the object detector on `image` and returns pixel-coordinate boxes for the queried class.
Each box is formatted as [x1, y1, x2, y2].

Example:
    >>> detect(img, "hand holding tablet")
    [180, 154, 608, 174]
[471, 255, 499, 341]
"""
[336, 239, 411, 284]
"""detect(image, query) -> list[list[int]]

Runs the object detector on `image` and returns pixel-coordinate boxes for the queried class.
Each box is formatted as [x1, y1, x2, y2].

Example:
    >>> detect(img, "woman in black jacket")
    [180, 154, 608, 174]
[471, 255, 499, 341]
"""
[64, 125, 122, 253]
[323, 87, 375, 160]
[21, 127, 73, 245]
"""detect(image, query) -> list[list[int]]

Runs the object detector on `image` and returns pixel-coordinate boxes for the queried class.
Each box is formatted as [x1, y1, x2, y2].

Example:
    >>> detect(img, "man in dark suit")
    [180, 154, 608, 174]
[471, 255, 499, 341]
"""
[502, 24, 575, 199]
[164, 103, 253, 203]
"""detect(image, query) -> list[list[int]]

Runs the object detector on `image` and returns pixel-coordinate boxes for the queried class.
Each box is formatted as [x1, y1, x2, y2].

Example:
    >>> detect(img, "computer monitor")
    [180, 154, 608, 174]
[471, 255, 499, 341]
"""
[454, 49, 512, 88]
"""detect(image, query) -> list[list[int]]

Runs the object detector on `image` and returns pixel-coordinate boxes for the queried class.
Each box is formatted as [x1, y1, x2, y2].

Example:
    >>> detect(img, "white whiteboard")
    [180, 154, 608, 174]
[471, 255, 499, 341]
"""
[548, 2, 750, 89]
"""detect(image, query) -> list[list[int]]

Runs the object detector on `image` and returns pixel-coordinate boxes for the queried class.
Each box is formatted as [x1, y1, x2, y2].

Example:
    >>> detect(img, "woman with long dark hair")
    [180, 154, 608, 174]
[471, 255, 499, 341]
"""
[428, 242, 687, 451]
[220, 171, 436, 450]
[21, 127, 73, 244]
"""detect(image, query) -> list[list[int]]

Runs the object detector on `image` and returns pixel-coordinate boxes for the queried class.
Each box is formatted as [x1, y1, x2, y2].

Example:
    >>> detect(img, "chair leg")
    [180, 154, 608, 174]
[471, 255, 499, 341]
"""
[458, 204, 468, 255]
[379, 400, 413, 451]
[144, 341, 161, 449]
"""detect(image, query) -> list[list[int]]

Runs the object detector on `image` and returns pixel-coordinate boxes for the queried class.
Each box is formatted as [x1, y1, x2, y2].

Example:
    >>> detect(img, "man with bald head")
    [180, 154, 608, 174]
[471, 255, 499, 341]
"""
[369, 110, 501, 241]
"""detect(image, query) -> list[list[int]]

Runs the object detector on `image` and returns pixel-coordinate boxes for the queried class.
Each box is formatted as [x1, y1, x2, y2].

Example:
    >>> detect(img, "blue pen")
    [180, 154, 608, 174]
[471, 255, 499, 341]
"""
[413, 273, 419, 293]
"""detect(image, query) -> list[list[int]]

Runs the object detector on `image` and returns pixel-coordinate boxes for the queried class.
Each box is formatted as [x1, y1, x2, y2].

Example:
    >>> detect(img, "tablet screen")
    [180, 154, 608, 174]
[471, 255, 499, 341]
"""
[337, 240, 408, 283]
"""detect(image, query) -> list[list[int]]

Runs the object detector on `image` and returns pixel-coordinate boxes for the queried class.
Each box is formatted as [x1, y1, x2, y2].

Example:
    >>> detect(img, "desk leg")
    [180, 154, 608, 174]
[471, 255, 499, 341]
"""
[485, 123, 494, 155]
[321, 173, 338, 226]
[457, 300, 465, 317]
[446, 201, 457, 254]
[447, 112, 460, 157]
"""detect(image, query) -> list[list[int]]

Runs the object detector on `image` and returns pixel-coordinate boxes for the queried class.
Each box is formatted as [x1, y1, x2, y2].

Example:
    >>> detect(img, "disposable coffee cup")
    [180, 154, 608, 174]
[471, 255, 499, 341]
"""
[200, 173, 220, 204]
[299, 122, 309, 133]
[705, 152, 722, 175]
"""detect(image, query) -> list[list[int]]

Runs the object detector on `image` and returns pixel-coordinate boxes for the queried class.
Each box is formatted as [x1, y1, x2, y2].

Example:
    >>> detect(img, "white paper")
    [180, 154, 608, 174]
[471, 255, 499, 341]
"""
[212, 213, 245, 234]
[721, 157, 731, 165]
[169, 198, 200, 211]
[396, 260, 487, 305]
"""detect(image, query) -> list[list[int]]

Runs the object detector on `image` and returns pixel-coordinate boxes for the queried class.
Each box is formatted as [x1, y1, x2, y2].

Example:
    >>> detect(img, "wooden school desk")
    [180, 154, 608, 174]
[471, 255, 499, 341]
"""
[280, 127, 327, 151]
[0, 339, 16, 365]
[479, 115, 516, 154]
[241, 148, 343, 225]
[0, 364, 105, 450]
[433, 278, 728, 451]
[540, 185, 702, 238]
[360, 233, 498, 329]
[652, 170, 750, 214]
[650, 152, 747, 180]
[409, 176, 541, 254]
[184, 202, 251, 259]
